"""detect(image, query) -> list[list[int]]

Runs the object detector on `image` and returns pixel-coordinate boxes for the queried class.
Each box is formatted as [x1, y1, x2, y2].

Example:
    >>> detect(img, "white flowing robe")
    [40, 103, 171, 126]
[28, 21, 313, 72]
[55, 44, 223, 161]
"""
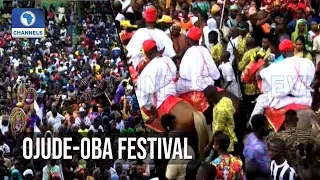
[250, 57, 315, 119]
[177, 46, 220, 95]
[126, 28, 176, 69]
[136, 56, 177, 110]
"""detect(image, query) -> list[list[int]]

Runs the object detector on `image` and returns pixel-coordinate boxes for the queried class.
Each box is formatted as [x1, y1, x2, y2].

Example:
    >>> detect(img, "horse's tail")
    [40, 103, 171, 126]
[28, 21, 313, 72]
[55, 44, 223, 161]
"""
[192, 110, 210, 161]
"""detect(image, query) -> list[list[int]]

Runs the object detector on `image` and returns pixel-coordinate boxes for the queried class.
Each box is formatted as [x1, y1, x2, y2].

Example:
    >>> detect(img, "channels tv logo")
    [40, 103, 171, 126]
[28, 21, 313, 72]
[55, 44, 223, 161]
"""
[12, 8, 45, 38]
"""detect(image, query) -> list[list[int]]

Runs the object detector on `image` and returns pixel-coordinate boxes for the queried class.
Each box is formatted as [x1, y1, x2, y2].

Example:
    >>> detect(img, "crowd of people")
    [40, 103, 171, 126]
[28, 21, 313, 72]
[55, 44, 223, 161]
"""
[0, 1, 148, 180]
[114, 0, 320, 179]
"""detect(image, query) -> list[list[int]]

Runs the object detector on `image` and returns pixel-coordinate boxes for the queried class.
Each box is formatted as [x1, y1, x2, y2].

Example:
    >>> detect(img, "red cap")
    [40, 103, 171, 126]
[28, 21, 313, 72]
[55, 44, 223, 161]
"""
[143, 39, 157, 53]
[187, 27, 202, 41]
[145, 7, 157, 23]
[279, 39, 294, 52]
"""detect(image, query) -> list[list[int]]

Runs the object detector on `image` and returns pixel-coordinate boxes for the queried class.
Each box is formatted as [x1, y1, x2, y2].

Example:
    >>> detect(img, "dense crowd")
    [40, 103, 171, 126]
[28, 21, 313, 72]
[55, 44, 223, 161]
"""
[0, 1, 147, 180]
[113, 0, 320, 179]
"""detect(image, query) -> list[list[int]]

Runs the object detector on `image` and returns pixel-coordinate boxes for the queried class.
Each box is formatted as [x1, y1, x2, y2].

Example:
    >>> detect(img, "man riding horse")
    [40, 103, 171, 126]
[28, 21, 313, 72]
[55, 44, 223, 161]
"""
[250, 56, 320, 133]
[136, 39, 210, 160]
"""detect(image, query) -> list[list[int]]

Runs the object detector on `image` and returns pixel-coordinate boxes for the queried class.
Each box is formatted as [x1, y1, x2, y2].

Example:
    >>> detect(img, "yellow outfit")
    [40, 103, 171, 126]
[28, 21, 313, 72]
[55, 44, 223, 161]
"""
[294, 51, 313, 60]
[259, 48, 271, 61]
[211, 43, 223, 64]
[141, 110, 149, 123]
[236, 33, 251, 61]
[78, 129, 89, 137]
[212, 97, 238, 152]
[238, 48, 261, 96]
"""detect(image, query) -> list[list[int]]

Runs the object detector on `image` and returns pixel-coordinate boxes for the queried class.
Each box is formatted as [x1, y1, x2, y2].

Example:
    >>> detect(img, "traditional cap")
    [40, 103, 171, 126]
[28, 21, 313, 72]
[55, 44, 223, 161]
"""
[23, 169, 34, 177]
[145, 7, 157, 23]
[187, 27, 202, 41]
[142, 39, 157, 53]
[230, 4, 238, 11]
[279, 39, 294, 52]
[211, 4, 221, 14]
[120, 20, 138, 28]
[158, 15, 173, 24]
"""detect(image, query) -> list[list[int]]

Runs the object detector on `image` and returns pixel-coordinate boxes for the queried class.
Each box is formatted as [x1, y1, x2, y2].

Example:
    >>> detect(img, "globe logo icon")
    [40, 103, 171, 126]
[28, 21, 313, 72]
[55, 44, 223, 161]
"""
[20, 11, 36, 27]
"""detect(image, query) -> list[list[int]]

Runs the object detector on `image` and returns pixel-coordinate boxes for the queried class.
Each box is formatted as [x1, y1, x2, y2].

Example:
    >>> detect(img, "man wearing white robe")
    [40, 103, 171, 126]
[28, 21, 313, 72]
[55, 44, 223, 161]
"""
[136, 39, 178, 112]
[250, 57, 315, 122]
[126, 6, 176, 69]
[177, 27, 220, 95]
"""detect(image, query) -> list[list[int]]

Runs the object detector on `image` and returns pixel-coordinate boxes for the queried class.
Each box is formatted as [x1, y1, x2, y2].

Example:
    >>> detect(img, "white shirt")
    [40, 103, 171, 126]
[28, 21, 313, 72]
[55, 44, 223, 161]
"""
[136, 56, 177, 110]
[218, 62, 241, 98]
[116, 120, 125, 130]
[48, 114, 65, 131]
[0, 143, 10, 154]
[126, 28, 176, 69]
[227, 37, 238, 64]
[199, 26, 210, 50]
[115, 13, 125, 22]
[12, 58, 20, 68]
[313, 34, 320, 65]
[0, 119, 9, 135]
[75, 116, 92, 126]
[45, 41, 52, 48]
[177, 46, 220, 94]
[89, 125, 104, 133]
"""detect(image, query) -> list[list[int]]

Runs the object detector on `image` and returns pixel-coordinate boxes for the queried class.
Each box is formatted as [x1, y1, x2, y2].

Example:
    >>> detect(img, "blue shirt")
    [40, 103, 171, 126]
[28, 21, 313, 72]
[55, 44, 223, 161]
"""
[243, 133, 270, 176]
[274, 54, 285, 63]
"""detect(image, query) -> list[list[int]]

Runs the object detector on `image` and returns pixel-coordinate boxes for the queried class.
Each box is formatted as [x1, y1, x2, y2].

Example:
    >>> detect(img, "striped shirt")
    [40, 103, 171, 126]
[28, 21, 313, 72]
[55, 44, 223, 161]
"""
[270, 160, 296, 180]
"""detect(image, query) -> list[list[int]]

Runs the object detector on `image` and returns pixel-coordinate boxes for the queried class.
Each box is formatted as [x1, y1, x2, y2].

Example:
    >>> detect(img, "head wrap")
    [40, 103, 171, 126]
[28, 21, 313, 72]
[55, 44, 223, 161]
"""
[279, 39, 294, 52]
[142, 39, 157, 53]
[187, 27, 202, 41]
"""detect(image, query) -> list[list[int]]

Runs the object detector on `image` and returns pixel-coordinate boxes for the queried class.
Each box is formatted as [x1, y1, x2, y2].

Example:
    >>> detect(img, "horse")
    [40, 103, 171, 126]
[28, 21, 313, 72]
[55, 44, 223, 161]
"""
[288, 108, 320, 137]
[144, 99, 211, 161]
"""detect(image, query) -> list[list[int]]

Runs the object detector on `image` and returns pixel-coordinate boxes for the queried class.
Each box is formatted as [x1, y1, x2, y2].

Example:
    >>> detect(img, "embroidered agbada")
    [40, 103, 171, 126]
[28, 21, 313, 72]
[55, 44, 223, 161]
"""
[250, 57, 315, 128]
[212, 97, 237, 152]
[136, 56, 177, 110]
[177, 46, 220, 94]
[126, 28, 176, 69]
[136, 56, 179, 132]
[260, 57, 314, 100]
